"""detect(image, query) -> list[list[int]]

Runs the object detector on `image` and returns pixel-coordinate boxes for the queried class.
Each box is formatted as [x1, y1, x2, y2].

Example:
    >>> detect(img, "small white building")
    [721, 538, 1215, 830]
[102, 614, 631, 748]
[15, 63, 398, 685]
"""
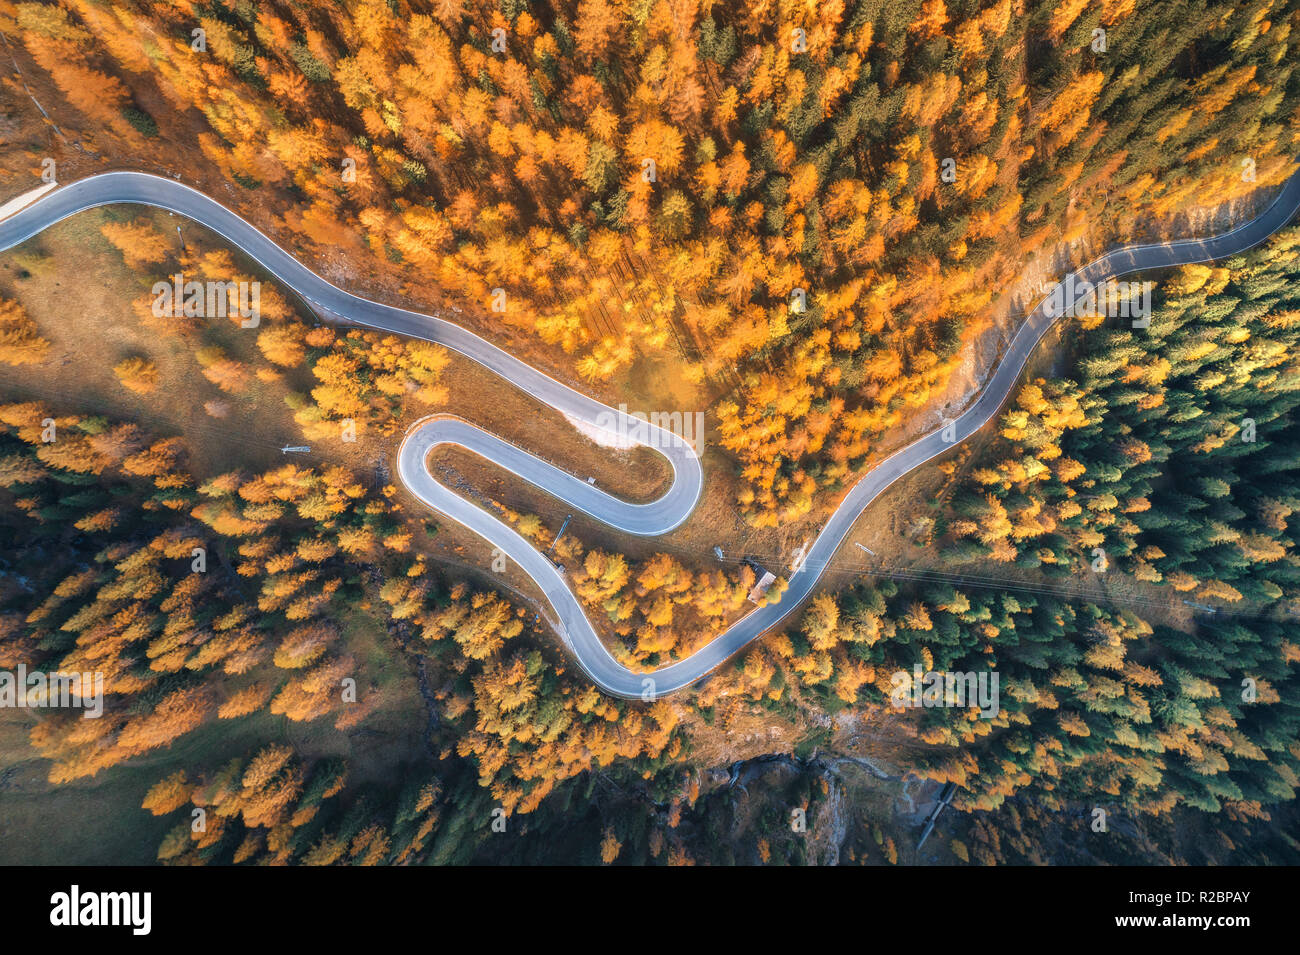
[747, 570, 777, 605]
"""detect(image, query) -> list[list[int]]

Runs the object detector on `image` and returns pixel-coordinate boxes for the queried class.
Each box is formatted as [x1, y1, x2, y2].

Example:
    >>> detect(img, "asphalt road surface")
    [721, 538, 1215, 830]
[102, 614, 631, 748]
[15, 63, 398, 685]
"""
[3, 167, 1298, 698]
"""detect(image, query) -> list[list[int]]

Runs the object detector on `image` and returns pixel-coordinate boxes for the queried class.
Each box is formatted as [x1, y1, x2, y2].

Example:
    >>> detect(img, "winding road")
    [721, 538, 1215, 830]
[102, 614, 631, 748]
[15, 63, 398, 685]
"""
[2, 167, 1299, 699]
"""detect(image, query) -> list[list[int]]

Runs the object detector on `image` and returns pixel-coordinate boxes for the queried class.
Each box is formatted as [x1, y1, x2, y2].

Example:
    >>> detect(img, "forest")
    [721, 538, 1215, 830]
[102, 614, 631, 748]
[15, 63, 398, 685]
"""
[4, 0, 1297, 528]
[0, 0, 1298, 865]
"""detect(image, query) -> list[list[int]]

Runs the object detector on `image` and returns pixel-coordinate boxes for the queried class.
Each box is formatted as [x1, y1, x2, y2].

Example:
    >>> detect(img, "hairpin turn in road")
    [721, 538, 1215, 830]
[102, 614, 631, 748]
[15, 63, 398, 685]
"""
[3, 166, 1298, 698]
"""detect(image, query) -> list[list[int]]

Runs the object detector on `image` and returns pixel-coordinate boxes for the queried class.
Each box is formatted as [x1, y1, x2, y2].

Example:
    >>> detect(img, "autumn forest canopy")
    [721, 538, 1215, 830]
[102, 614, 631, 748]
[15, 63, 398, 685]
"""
[0, 0, 1298, 868]
[8, 0, 1299, 524]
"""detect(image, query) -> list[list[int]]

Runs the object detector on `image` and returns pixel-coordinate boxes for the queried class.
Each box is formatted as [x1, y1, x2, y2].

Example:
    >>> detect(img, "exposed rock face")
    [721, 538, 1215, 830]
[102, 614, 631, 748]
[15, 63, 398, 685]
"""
[717, 750, 903, 865]
[811, 771, 848, 866]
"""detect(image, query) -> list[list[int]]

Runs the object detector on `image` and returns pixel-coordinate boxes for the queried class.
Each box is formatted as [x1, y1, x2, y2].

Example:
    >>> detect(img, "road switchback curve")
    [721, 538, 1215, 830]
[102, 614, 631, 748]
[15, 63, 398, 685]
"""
[3, 167, 1298, 698]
